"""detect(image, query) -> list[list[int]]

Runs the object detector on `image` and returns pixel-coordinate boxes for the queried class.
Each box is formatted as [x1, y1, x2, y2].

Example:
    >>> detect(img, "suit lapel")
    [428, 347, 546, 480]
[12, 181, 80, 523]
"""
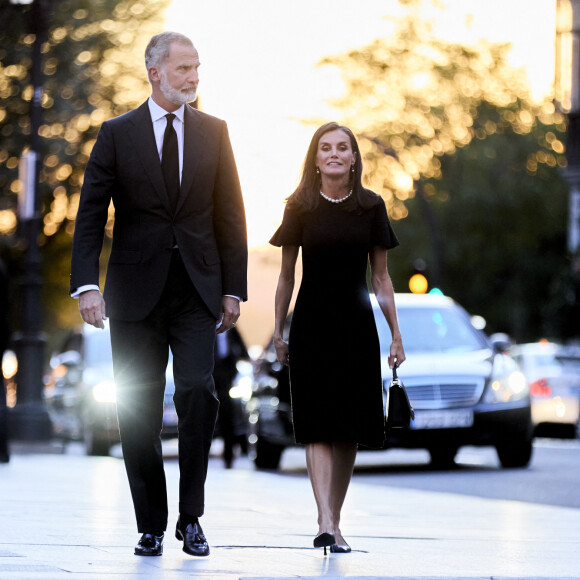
[178, 105, 207, 215]
[127, 102, 173, 215]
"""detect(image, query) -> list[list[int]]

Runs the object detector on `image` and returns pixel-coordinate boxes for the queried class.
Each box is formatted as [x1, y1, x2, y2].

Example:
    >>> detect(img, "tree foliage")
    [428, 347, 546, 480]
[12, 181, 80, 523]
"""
[323, 1, 572, 341]
[399, 109, 569, 341]
[0, 0, 169, 337]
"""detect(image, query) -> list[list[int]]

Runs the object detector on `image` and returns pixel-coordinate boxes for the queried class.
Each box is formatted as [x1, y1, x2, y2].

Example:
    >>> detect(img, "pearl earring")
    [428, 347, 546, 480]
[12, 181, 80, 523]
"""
[316, 167, 320, 175]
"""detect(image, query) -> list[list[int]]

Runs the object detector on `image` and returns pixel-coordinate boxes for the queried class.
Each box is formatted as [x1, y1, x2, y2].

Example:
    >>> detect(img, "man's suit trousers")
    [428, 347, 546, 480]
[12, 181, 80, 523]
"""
[110, 249, 219, 533]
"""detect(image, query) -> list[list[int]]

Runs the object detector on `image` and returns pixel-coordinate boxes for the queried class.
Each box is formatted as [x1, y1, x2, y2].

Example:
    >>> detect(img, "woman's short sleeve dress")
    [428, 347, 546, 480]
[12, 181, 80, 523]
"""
[270, 194, 399, 448]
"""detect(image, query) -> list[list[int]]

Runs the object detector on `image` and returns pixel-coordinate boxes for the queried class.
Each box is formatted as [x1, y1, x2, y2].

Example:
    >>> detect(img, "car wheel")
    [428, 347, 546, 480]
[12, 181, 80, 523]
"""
[428, 446, 458, 468]
[83, 425, 111, 456]
[496, 437, 533, 468]
[254, 437, 284, 470]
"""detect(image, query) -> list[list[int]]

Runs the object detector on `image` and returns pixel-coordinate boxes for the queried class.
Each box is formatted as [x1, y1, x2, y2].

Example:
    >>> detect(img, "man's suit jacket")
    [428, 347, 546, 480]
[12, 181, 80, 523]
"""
[70, 101, 247, 321]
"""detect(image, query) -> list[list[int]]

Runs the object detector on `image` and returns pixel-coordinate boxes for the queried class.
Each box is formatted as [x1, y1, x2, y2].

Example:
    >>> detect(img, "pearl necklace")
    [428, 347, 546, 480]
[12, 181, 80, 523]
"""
[320, 189, 353, 204]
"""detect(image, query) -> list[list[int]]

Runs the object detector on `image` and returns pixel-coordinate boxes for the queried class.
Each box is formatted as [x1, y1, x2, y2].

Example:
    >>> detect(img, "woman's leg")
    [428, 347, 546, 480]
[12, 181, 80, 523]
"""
[329, 442, 357, 544]
[306, 441, 358, 541]
[305, 442, 334, 535]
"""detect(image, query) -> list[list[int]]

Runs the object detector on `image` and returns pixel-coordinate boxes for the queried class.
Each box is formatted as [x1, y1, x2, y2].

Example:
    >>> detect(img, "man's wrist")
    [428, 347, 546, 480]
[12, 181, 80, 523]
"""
[71, 284, 100, 299]
[223, 294, 241, 302]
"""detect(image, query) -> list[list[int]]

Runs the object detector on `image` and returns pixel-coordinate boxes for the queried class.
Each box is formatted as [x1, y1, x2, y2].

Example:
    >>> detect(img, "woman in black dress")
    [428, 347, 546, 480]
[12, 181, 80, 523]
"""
[271, 122, 406, 554]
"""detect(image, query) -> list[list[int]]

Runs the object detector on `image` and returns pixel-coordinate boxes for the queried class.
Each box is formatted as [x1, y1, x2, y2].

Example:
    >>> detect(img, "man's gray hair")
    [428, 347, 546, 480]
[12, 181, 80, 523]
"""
[145, 32, 194, 70]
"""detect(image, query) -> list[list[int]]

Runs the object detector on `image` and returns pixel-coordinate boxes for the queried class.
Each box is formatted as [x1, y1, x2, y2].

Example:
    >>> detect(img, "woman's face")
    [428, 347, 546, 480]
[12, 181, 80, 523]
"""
[315, 129, 356, 181]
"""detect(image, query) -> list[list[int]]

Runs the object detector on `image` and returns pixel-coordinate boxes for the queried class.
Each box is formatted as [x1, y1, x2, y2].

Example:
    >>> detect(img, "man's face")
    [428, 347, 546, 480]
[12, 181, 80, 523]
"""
[153, 42, 200, 107]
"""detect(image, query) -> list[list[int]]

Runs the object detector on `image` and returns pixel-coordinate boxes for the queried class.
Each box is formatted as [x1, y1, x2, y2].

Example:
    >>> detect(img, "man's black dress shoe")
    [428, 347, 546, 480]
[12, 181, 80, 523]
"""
[175, 517, 210, 557]
[134, 533, 164, 556]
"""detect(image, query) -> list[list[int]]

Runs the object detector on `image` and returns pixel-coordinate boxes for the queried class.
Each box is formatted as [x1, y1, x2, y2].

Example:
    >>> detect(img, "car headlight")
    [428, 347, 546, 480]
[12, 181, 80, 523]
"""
[92, 381, 116, 403]
[229, 376, 253, 400]
[483, 370, 528, 403]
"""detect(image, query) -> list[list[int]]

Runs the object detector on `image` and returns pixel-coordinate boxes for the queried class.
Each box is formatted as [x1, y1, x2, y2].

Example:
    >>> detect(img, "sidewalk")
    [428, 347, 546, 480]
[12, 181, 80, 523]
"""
[1, 444, 579, 580]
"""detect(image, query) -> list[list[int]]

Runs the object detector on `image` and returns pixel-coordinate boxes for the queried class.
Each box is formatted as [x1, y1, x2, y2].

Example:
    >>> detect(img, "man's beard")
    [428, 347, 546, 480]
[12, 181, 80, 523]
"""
[160, 70, 197, 105]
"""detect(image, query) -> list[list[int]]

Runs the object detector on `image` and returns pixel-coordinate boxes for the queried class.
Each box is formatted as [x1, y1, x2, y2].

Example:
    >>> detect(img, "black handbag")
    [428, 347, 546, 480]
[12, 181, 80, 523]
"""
[386, 363, 415, 429]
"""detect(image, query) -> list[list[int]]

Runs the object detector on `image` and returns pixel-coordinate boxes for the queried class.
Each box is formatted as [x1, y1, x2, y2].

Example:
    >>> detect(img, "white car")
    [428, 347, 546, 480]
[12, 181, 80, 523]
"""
[510, 341, 580, 438]
[375, 293, 533, 468]
[44, 322, 178, 456]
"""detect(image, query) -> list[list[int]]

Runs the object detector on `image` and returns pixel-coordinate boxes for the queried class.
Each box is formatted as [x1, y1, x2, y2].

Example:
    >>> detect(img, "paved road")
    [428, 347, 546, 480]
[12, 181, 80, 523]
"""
[1, 439, 579, 579]
[68, 434, 580, 510]
[354, 438, 580, 509]
[273, 437, 580, 510]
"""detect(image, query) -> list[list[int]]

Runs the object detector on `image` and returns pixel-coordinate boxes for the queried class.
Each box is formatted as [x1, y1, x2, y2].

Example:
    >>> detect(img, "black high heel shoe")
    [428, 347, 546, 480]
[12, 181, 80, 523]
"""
[313, 532, 336, 555]
[330, 542, 351, 553]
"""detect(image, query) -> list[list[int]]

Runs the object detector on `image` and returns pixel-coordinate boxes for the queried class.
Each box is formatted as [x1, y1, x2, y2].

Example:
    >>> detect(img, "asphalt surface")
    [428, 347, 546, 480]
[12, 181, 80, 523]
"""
[1, 440, 579, 579]
[349, 439, 580, 509]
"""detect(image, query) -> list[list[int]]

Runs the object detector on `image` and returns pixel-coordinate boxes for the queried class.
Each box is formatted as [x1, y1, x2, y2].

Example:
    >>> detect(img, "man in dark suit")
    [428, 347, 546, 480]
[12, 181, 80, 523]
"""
[214, 327, 248, 468]
[70, 32, 247, 557]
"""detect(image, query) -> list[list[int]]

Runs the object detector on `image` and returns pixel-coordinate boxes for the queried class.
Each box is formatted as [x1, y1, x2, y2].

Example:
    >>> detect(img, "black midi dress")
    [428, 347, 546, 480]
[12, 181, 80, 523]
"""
[270, 193, 399, 448]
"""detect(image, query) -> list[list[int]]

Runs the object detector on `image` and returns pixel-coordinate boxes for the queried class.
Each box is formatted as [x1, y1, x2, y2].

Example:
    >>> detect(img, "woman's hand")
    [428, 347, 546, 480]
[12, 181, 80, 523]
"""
[389, 336, 406, 369]
[274, 336, 290, 365]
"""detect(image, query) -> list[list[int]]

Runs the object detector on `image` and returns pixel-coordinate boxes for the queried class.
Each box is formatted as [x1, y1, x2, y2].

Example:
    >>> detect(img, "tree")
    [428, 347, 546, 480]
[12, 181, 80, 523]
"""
[400, 106, 569, 340]
[0, 0, 170, 342]
[322, 0, 571, 340]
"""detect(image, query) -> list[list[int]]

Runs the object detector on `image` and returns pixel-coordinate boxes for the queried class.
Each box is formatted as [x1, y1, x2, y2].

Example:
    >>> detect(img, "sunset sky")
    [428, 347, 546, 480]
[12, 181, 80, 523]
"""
[166, 0, 557, 248]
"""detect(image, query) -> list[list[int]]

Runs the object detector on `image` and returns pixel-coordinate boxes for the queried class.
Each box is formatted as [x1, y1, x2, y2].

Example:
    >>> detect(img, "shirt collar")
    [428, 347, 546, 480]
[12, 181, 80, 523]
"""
[148, 97, 185, 124]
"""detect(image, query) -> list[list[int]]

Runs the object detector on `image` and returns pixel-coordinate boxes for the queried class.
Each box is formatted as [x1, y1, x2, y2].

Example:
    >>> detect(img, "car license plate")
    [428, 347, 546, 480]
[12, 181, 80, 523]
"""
[163, 407, 178, 426]
[410, 409, 474, 430]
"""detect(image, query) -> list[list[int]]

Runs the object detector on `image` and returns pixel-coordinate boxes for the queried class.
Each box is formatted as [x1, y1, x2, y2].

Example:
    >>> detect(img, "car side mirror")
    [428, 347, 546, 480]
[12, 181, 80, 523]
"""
[489, 333, 513, 354]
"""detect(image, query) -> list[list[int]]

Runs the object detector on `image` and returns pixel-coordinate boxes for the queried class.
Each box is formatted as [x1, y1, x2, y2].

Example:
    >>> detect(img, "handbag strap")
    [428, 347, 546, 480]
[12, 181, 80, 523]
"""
[392, 361, 399, 381]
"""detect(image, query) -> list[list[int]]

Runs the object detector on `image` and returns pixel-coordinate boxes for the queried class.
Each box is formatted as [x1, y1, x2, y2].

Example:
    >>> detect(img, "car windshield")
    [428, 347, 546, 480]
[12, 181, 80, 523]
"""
[526, 353, 559, 370]
[518, 347, 580, 378]
[83, 330, 113, 367]
[374, 305, 488, 354]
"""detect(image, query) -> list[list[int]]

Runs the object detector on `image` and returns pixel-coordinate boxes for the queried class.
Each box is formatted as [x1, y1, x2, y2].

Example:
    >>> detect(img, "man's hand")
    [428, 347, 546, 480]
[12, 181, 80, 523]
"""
[79, 290, 107, 329]
[217, 296, 240, 334]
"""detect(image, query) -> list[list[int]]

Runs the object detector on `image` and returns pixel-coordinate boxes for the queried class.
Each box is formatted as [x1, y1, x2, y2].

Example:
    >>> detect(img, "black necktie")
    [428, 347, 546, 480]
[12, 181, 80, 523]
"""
[161, 113, 180, 213]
